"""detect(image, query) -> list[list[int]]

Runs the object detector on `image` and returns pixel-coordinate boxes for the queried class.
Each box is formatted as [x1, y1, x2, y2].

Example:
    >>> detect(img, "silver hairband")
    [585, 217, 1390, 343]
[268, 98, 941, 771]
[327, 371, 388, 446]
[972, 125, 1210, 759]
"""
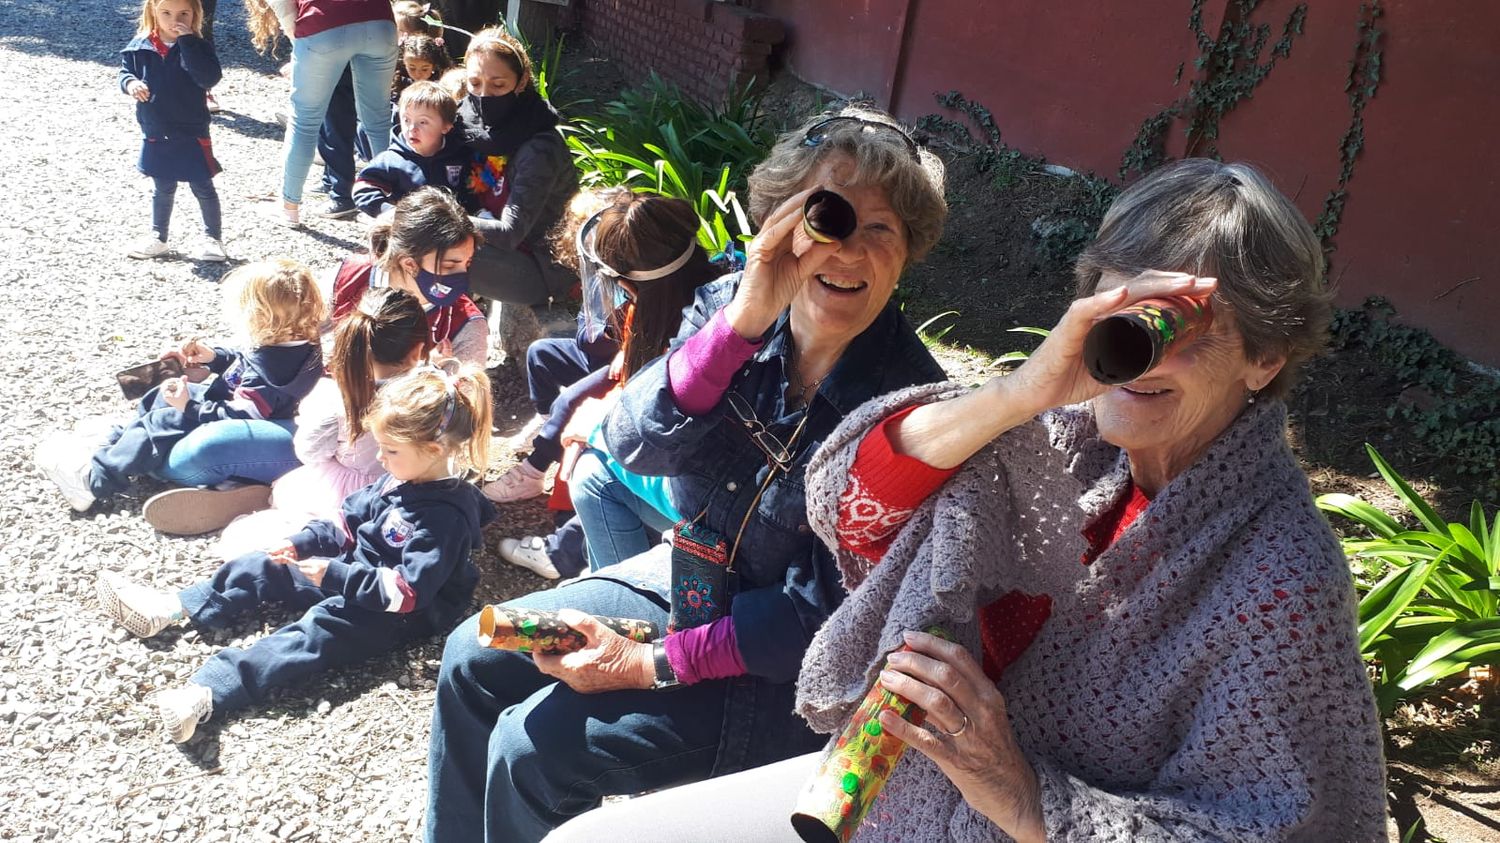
[578, 209, 698, 282]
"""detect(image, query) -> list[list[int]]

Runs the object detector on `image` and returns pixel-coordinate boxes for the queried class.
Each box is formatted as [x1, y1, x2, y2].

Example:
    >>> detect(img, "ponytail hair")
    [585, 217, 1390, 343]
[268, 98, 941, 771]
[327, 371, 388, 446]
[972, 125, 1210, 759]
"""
[368, 187, 477, 275]
[365, 363, 492, 479]
[329, 288, 432, 442]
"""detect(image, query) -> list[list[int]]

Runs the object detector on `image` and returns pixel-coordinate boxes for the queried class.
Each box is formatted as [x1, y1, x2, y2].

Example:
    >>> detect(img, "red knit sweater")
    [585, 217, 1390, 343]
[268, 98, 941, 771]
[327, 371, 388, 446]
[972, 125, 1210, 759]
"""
[837, 406, 1150, 681]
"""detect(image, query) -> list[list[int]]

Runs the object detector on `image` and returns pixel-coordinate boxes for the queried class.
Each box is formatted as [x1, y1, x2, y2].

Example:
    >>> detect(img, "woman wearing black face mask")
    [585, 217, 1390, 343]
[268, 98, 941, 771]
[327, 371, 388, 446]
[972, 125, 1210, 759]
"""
[328, 187, 489, 368]
[458, 27, 579, 338]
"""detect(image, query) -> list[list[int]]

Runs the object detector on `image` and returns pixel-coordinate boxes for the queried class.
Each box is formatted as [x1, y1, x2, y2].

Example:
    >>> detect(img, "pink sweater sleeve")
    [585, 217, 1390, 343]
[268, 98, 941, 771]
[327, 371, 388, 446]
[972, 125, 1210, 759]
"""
[666, 309, 762, 416]
[663, 616, 746, 685]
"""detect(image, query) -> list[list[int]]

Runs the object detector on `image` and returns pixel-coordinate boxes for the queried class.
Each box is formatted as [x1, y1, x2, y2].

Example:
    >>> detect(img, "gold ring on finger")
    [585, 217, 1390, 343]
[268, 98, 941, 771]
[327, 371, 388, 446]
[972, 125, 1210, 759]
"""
[938, 713, 970, 738]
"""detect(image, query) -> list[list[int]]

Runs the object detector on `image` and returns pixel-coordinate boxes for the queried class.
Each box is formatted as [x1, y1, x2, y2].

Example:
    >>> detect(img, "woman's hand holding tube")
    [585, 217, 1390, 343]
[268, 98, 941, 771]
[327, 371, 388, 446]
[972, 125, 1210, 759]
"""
[890, 272, 1215, 469]
[533, 609, 655, 693]
[723, 187, 840, 341]
[877, 631, 1045, 843]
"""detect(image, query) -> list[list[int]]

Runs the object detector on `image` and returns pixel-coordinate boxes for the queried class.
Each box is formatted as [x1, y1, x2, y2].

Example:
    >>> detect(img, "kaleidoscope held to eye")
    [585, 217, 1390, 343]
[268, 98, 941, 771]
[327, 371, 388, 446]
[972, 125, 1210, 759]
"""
[801, 190, 857, 243]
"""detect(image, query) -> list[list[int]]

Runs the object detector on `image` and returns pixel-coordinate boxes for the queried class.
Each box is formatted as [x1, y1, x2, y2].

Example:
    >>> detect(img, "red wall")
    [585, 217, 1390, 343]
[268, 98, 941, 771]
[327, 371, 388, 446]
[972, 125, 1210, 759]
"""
[754, 0, 1500, 365]
[578, 0, 784, 105]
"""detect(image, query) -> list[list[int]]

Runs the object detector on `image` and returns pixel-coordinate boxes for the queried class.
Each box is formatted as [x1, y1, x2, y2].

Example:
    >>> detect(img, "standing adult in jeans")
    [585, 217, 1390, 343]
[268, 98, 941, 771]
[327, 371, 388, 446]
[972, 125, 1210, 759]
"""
[247, 0, 397, 226]
[425, 106, 950, 843]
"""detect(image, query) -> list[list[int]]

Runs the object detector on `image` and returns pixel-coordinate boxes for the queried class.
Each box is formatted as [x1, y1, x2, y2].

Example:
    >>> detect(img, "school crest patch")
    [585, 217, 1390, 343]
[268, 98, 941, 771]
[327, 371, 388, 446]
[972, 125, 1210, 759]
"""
[445, 164, 464, 187]
[382, 511, 415, 546]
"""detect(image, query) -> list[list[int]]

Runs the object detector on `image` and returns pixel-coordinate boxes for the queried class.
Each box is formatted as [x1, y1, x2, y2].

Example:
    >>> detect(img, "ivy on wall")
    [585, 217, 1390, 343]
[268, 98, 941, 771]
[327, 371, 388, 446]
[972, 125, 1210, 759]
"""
[1314, 1, 1384, 250]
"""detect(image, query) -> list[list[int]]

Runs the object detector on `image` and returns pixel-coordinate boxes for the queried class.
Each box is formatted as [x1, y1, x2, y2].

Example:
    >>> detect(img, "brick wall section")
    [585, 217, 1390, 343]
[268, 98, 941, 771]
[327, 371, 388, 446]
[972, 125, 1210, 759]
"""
[578, 0, 785, 104]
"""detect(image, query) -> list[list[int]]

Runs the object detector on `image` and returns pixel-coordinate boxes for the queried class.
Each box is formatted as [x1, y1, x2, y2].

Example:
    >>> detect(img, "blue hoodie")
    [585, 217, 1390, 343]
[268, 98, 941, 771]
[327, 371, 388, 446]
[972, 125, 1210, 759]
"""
[288, 475, 497, 624]
[119, 32, 222, 138]
[352, 127, 475, 217]
[192, 342, 323, 424]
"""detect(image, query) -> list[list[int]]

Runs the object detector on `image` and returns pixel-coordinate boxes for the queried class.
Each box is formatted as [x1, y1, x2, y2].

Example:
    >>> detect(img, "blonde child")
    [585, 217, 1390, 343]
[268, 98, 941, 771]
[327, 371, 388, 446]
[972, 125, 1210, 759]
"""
[95, 363, 497, 743]
[204, 288, 433, 554]
[121, 0, 227, 261]
[36, 260, 325, 511]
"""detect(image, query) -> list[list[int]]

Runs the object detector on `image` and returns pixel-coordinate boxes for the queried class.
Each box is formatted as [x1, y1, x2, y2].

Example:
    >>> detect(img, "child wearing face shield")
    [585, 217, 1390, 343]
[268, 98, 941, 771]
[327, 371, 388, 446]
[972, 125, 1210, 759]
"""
[486, 191, 724, 579]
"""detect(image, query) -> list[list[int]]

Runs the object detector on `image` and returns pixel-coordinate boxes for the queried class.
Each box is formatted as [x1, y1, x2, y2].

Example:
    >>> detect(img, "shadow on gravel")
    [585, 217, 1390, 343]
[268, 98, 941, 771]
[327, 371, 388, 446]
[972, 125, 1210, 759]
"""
[0, 1, 278, 75]
[213, 111, 285, 142]
[287, 226, 366, 255]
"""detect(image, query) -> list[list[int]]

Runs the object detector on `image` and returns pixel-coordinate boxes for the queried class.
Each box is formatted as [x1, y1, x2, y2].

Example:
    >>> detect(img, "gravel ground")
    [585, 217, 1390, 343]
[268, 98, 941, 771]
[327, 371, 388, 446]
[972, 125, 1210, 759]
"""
[0, 3, 558, 840]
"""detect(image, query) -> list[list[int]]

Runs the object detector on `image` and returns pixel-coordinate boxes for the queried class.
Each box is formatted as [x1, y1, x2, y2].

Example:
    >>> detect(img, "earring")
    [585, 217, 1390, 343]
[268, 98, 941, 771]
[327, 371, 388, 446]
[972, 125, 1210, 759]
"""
[1247, 389, 1259, 405]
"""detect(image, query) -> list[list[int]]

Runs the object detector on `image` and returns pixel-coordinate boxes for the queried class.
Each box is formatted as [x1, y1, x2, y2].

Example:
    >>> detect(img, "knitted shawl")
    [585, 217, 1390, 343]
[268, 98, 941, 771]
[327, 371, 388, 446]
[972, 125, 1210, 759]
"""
[798, 383, 1388, 842]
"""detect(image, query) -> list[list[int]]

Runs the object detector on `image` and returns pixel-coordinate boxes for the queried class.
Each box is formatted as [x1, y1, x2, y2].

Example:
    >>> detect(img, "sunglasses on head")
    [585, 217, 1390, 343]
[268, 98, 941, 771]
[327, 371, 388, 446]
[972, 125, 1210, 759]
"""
[801, 116, 922, 162]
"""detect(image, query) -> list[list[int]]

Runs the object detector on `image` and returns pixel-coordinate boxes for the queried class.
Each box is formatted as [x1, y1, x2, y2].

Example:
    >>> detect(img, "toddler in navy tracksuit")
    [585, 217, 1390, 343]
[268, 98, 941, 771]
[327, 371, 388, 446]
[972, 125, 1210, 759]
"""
[35, 260, 325, 511]
[352, 81, 474, 216]
[121, 0, 227, 261]
[96, 364, 498, 742]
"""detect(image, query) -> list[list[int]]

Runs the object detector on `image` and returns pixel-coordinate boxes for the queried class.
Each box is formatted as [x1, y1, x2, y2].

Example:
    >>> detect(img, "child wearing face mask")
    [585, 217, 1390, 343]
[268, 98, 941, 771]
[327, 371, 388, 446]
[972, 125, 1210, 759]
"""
[327, 187, 490, 368]
[352, 82, 474, 217]
[120, 0, 226, 262]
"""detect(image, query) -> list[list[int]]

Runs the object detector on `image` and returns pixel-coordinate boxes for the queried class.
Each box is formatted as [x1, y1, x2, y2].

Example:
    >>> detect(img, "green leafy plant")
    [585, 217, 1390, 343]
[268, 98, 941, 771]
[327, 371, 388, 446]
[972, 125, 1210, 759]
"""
[564, 73, 769, 253]
[915, 310, 961, 347]
[1329, 297, 1500, 501]
[992, 327, 1050, 366]
[1318, 444, 1500, 715]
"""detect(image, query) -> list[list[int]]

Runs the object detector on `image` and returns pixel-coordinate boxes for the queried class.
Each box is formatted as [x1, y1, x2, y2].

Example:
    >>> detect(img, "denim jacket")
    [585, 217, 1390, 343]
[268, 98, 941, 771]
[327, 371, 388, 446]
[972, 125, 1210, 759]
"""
[603, 275, 947, 685]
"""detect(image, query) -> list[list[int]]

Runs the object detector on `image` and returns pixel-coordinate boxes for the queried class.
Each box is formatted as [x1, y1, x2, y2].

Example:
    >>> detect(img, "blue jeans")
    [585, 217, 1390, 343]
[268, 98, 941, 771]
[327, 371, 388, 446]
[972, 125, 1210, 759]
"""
[282, 20, 397, 204]
[182, 551, 437, 713]
[151, 177, 221, 240]
[569, 448, 675, 572]
[158, 419, 299, 487]
[426, 579, 724, 843]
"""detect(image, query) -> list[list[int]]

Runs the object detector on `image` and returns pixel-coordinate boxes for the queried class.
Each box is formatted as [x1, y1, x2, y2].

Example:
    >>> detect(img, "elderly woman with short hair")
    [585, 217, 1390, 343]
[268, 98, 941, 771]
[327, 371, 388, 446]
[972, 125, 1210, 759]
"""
[425, 106, 949, 843]
[543, 159, 1388, 842]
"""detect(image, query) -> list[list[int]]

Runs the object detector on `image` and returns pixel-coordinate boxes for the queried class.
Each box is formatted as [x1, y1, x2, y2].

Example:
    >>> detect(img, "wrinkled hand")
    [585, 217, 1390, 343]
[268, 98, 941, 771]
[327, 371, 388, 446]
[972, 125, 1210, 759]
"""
[997, 271, 1215, 418]
[126, 80, 150, 102]
[878, 631, 1046, 843]
[723, 186, 840, 340]
[160, 377, 189, 411]
[533, 609, 655, 694]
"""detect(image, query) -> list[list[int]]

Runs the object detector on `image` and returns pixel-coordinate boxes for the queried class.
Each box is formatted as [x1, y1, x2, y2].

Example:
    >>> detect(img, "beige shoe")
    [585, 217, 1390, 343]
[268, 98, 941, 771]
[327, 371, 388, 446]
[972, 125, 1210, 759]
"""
[143, 485, 272, 536]
[482, 461, 546, 504]
[96, 572, 181, 638]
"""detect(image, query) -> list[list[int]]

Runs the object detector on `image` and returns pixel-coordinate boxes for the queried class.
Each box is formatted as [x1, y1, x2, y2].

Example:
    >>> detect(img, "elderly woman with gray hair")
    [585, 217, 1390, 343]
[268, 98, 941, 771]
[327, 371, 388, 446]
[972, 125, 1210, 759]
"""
[544, 159, 1388, 842]
[426, 106, 950, 843]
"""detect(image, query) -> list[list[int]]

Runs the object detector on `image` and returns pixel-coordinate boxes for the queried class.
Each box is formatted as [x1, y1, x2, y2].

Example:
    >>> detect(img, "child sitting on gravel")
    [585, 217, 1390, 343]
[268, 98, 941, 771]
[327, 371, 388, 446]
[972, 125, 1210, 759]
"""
[352, 82, 473, 217]
[121, 0, 227, 262]
[95, 363, 498, 743]
[35, 260, 325, 512]
[195, 287, 434, 551]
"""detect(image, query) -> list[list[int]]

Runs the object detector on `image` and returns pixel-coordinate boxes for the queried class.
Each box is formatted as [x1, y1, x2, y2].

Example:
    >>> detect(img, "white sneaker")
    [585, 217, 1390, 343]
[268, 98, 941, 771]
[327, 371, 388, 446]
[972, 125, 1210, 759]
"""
[507, 413, 549, 449]
[151, 684, 213, 743]
[35, 435, 96, 511]
[498, 536, 560, 579]
[482, 460, 546, 503]
[194, 237, 228, 262]
[96, 572, 182, 638]
[128, 236, 169, 260]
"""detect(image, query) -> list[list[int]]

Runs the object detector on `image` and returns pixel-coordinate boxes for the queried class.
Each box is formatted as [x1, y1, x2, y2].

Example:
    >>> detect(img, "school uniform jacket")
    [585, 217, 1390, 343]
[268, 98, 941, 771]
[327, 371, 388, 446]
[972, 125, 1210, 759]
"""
[119, 33, 222, 138]
[191, 343, 323, 424]
[288, 476, 497, 622]
[352, 129, 475, 216]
